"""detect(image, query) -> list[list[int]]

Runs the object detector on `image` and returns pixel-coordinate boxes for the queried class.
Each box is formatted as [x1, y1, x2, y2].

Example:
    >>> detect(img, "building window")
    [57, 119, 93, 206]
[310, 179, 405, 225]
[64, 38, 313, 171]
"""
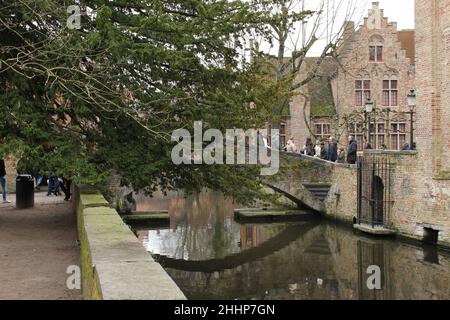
[314, 123, 331, 142]
[369, 123, 386, 149]
[382, 80, 398, 106]
[355, 80, 371, 106]
[369, 45, 383, 62]
[391, 123, 406, 150]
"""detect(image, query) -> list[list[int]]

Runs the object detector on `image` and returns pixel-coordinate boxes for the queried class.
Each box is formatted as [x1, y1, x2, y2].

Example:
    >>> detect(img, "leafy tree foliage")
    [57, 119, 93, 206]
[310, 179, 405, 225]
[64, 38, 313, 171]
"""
[0, 0, 284, 203]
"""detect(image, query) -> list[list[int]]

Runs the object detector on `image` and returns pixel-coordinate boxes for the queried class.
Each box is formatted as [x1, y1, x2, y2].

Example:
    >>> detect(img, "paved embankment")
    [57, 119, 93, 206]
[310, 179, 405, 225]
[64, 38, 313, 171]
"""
[0, 193, 82, 300]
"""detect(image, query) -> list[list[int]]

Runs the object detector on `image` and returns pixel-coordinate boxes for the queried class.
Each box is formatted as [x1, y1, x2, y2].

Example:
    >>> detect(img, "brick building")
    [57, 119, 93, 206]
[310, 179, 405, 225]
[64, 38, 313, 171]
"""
[277, 1, 449, 247]
[282, 2, 416, 152]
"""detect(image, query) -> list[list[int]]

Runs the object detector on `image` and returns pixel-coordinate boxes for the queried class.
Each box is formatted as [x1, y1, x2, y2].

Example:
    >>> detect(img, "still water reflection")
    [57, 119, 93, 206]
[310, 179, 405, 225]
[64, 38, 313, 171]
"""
[132, 191, 450, 300]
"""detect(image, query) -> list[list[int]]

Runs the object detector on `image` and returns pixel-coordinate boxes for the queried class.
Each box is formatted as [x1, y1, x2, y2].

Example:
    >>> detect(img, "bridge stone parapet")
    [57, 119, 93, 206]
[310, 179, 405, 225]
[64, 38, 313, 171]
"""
[266, 152, 358, 223]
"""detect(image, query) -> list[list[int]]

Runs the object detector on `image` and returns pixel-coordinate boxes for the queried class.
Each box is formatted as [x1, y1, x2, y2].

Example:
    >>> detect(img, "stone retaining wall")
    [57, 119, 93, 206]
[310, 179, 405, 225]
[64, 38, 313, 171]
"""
[74, 185, 186, 300]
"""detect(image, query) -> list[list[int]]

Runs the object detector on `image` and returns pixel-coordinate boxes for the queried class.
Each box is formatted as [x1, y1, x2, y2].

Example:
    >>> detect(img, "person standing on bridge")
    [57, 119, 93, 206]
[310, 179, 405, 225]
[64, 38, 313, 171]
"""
[320, 141, 327, 160]
[0, 159, 11, 203]
[314, 140, 322, 158]
[347, 136, 358, 164]
[285, 137, 297, 153]
[301, 138, 315, 157]
[327, 136, 338, 162]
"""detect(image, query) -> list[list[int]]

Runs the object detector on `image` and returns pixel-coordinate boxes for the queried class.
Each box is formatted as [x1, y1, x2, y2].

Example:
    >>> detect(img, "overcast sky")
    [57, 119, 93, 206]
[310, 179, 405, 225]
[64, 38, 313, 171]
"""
[252, 0, 415, 57]
[307, 0, 415, 55]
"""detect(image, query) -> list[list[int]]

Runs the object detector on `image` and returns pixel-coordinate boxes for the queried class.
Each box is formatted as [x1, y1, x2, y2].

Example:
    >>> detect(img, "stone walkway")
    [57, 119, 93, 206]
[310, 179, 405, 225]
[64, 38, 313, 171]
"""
[0, 192, 82, 299]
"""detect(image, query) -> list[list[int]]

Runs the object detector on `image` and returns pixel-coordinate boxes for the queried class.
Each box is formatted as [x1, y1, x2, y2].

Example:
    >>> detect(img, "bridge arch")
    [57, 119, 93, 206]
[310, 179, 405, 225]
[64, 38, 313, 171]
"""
[153, 221, 320, 273]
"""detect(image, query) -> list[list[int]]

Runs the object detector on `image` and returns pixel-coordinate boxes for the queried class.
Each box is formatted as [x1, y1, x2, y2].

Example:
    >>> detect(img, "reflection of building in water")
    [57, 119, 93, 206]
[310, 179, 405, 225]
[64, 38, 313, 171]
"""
[239, 225, 270, 250]
[131, 192, 450, 300]
[135, 191, 242, 260]
[135, 190, 177, 212]
[157, 222, 450, 300]
[136, 190, 237, 229]
[357, 240, 392, 300]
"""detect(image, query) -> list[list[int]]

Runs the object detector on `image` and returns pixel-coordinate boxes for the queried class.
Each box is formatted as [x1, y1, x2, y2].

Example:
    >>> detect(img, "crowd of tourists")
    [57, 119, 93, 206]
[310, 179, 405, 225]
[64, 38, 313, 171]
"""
[0, 159, 72, 203]
[284, 135, 359, 165]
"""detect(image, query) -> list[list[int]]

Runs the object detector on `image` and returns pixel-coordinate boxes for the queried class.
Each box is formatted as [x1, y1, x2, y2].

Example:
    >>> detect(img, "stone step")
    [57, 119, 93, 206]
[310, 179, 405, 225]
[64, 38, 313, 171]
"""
[234, 209, 315, 222]
[122, 212, 170, 223]
[302, 184, 332, 202]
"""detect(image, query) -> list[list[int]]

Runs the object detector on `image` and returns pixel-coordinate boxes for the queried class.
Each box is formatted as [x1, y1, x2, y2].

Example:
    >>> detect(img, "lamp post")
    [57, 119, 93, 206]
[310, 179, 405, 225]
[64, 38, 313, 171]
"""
[407, 90, 416, 150]
[365, 98, 374, 148]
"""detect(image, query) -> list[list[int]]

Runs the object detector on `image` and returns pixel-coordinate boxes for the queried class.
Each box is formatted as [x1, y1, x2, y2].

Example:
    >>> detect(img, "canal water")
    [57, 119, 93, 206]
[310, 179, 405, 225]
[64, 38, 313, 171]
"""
[130, 190, 450, 300]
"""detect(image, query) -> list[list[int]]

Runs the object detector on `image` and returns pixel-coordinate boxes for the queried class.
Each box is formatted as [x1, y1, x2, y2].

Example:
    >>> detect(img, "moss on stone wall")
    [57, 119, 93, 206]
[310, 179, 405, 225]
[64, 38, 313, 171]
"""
[433, 170, 450, 180]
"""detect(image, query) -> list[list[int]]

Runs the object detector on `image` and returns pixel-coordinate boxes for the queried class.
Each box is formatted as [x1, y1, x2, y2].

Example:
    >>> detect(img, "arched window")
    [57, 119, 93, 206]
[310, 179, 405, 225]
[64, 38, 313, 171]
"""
[369, 35, 384, 62]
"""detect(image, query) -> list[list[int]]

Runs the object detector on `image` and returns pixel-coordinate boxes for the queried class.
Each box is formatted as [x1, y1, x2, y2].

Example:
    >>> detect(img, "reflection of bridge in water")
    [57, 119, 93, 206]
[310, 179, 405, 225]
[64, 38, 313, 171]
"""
[153, 220, 320, 273]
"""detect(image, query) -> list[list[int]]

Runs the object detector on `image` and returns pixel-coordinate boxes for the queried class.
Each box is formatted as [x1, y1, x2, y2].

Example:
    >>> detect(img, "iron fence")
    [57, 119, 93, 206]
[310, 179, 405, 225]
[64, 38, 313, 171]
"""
[357, 156, 392, 227]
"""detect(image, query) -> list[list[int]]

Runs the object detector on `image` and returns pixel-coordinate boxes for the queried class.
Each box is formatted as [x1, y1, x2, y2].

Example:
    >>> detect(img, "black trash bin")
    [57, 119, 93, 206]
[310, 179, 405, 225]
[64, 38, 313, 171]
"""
[16, 174, 35, 209]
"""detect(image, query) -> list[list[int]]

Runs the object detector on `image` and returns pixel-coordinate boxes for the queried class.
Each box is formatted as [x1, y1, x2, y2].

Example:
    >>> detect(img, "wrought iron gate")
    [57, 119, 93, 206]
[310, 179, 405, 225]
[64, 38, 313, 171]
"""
[357, 157, 392, 227]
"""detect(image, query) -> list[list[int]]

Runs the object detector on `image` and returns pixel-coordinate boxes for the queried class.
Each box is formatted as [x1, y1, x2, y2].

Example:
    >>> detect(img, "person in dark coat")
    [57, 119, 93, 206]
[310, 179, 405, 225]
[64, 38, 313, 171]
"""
[0, 159, 11, 203]
[320, 142, 328, 160]
[60, 177, 72, 201]
[301, 137, 315, 157]
[327, 136, 338, 162]
[347, 136, 358, 164]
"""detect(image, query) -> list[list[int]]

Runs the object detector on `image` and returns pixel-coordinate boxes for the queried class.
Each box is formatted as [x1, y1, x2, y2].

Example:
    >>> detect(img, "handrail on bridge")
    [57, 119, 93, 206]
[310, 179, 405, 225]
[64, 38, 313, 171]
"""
[280, 151, 357, 169]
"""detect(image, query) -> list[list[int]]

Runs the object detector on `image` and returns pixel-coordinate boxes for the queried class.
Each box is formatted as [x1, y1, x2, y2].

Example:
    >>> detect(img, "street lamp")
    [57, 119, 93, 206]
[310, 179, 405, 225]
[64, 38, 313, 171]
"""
[407, 89, 416, 150]
[365, 97, 374, 148]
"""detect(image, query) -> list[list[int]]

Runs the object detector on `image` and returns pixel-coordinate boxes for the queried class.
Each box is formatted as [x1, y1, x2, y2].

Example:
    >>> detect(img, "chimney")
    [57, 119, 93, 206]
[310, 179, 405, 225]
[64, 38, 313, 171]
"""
[336, 21, 355, 54]
[342, 21, 355, 42]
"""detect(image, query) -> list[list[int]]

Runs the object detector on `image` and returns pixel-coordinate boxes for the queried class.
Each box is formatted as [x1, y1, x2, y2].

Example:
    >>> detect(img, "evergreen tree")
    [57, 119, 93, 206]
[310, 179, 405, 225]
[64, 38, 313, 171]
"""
[0, 0, 280, 203]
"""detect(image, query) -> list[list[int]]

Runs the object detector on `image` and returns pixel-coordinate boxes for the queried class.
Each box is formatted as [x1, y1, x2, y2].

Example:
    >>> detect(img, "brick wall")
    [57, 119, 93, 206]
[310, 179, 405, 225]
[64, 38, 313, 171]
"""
[408, 0, 450, 246]
[363, 149, 450, 247]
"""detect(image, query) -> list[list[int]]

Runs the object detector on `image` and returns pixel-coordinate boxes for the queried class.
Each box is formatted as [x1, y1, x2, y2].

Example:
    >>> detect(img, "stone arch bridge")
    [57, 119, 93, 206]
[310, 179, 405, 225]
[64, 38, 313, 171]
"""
[264, 152, 358, 223]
